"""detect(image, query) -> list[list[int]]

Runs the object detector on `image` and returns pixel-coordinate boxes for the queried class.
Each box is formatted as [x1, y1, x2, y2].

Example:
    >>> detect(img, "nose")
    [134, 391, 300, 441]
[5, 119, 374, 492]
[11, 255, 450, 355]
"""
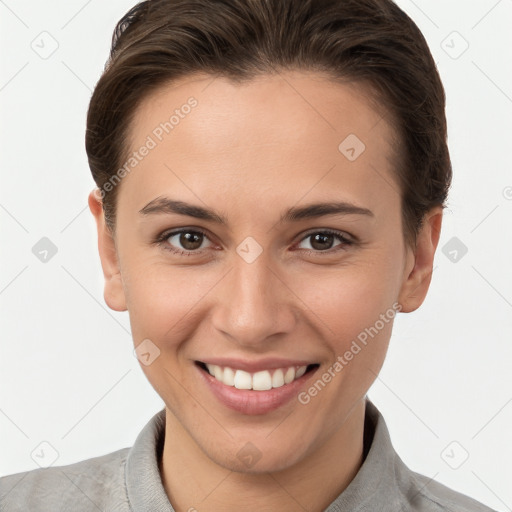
[211, 252, 297, 348]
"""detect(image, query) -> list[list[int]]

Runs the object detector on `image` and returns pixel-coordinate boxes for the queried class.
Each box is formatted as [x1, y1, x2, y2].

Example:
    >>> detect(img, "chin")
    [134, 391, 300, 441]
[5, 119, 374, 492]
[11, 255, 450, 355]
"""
[205, 437, 309, 475]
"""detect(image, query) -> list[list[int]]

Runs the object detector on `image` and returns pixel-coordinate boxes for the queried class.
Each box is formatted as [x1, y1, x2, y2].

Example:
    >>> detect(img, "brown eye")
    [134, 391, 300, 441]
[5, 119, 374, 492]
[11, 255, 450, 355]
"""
[297, 230, 353, 253]
[162, 229, 212, 255]
[309, 233, 336, 251]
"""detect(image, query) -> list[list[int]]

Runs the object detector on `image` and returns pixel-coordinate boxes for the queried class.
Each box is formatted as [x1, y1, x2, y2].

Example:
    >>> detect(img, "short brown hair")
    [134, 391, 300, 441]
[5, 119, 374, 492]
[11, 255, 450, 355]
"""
[85, 0, 451, 248]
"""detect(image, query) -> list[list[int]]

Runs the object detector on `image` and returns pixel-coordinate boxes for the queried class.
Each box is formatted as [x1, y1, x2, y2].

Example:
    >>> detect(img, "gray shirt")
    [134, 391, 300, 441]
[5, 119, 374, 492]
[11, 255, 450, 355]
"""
[0, 398, 498, 511]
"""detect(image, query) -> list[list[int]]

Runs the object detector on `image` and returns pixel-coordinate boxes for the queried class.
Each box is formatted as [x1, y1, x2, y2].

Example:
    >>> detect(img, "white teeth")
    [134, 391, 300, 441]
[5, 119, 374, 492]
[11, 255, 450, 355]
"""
[203, 363, 311, 390]
[233, 370, 252, 389]
[295, 366, 307, 378]
[284, 367, 295, 384]
[252, 370, 272, 391]
[213, 365, 224, 381]
[223, 366, 235, 386]
[272, 369, 285, 388]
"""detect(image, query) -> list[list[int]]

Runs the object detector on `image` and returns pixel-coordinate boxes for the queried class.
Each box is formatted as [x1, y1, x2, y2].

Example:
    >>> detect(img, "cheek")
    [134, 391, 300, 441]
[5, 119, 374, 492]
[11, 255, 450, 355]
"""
[294, 258, 400, 341]
[124, 263, 207, 342]
[290, 256, 402, 401]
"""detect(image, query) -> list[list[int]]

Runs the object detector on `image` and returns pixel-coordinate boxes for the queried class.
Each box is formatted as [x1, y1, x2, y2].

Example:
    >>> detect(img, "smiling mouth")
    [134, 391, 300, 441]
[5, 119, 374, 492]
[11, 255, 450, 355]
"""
[195, 361, 320, 391]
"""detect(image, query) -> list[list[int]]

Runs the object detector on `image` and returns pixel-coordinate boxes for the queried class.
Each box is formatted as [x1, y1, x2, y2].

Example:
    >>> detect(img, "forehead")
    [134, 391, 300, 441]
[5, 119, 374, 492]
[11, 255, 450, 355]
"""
[120, 71, 400, 220]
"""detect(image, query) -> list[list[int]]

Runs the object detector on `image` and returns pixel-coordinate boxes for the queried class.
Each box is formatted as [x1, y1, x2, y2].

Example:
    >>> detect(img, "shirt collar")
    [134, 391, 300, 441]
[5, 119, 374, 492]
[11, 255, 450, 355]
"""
[125, 407, 172, 511]
[125, 397, 401, 512]
[324, 397, 400, 511]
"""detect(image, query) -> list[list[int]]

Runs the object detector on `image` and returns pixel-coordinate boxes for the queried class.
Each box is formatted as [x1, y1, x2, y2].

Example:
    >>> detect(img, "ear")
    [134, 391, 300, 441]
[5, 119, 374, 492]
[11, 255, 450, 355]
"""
[88, 189, 127, 312]
[397, 206, 443, 313]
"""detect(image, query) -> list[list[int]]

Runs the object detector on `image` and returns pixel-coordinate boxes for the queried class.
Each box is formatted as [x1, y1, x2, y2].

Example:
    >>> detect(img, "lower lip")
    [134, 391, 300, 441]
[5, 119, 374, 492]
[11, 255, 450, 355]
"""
[195, 363, 319, 415]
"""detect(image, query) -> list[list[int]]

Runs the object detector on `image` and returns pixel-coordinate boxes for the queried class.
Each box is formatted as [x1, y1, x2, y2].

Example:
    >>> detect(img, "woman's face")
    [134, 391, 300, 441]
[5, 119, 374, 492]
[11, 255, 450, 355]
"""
[90, 71, 440, 473]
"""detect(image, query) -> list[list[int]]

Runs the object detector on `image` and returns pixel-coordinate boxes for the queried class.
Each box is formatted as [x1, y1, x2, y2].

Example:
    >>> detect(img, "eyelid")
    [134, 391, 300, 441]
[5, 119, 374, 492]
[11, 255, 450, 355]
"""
[297, 227, 355, 244]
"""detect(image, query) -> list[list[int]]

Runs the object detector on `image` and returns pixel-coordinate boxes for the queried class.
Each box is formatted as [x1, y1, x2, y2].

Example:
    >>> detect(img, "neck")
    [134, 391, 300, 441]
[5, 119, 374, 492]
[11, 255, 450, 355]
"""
[159, 399, 367, 512]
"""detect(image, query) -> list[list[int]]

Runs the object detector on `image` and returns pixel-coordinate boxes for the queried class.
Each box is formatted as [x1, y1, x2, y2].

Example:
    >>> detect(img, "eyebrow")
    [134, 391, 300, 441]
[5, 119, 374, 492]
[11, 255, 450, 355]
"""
[138, 197, 374, 224]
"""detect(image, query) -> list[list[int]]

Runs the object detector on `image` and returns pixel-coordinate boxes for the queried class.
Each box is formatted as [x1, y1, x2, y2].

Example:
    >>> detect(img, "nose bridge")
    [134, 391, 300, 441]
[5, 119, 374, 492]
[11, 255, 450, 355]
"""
[212, 248, 295, 345]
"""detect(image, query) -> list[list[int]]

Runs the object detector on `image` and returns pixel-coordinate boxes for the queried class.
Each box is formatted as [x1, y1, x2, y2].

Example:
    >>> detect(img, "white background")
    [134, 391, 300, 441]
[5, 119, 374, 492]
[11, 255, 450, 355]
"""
[0, 1, 511, 510]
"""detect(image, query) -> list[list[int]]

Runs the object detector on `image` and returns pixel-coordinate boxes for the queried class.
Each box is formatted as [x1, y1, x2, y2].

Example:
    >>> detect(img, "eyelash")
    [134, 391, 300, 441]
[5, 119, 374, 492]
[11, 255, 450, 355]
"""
[154, 227, 355, 257]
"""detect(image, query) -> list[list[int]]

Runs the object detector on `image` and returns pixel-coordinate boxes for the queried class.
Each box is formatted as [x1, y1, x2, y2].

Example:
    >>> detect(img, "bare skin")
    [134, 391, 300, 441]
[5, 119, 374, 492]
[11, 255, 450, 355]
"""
[89, 71, 442, 512]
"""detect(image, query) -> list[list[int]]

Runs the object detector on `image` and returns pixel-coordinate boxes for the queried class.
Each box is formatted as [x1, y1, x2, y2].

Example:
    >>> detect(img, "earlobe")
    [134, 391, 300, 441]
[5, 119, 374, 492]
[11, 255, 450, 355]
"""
[398, 207, 443, 313]
[88, 189, 127, 312]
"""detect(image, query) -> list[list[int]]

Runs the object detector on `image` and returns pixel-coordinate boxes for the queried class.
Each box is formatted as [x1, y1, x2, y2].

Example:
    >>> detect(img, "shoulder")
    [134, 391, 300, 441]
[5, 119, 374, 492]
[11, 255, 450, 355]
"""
[362, 399, 499, 512]
[0, 447, 131, 512]
[398, 465, 499, 512]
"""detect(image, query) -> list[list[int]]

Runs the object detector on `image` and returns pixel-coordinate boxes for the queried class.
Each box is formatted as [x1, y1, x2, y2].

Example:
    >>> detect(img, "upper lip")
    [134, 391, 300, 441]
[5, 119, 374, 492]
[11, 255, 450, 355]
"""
[196, 357, 318, 373]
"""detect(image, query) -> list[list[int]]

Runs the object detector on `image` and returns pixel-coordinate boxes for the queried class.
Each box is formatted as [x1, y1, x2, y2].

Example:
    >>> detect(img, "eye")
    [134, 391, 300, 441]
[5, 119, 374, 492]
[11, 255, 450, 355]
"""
[295, 229, 354, 254]
[154, 227, 355, 257]
[156, 228, 213, 256]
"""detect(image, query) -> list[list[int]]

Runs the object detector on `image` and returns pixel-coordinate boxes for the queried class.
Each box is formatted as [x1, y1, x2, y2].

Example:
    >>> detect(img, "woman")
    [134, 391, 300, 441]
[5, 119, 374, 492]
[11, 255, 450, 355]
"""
[0, 0, 498, 510]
